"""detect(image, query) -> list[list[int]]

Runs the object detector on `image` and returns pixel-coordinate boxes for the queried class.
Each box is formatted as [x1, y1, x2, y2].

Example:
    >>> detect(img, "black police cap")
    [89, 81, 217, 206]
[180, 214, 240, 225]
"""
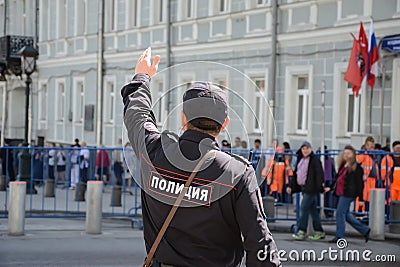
[183, 82, 228, 131]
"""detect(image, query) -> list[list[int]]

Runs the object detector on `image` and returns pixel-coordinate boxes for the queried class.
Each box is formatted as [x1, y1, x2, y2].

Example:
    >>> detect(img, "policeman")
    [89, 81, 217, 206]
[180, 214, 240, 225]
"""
[121, 48, 280, 267]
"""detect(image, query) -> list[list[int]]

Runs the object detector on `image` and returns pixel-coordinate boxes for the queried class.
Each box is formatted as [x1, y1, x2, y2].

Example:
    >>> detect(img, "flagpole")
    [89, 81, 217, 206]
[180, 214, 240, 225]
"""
[379, 64, 386, 144]
[369, 86, 373, 133]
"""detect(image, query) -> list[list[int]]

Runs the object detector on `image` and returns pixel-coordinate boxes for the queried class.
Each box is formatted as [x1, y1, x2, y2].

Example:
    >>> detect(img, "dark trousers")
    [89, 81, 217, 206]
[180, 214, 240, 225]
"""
[80, 167, 89, 183]
[298, 193, 324, 233]
[48, 165, 55, 180]
[113, 162, 123, 186]
[1, 162, 16, 182]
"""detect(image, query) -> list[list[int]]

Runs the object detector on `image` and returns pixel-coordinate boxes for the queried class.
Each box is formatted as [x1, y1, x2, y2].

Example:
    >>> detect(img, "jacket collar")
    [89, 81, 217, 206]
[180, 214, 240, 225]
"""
[180, 130, 220, 150]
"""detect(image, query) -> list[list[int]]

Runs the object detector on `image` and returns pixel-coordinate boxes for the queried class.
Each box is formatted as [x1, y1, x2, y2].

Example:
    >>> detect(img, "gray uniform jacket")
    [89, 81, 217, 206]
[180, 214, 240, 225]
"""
[121, 74, 281, 267]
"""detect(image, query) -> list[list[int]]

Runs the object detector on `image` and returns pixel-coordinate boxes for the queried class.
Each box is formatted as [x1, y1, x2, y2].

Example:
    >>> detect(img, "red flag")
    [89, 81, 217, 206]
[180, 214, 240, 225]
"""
[344, 22, 368, 97]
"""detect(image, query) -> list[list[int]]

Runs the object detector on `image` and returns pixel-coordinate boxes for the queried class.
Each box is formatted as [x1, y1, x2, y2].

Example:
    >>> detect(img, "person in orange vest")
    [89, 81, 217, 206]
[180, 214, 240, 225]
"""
[355, 136, 379, 212]
[381, 141, 400, 202]
[262, 146, 293, 203]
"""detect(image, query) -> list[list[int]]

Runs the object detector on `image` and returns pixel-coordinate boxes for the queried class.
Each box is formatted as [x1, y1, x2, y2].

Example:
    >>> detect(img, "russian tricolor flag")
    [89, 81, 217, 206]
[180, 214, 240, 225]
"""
[367, 20, 379, 88]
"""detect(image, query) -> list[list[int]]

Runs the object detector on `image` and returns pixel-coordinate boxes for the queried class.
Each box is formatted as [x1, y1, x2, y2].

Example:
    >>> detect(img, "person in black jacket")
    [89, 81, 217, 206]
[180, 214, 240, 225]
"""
[326, 145, 370, 243]
[122, 48, 280, 266]
[286, 141, 325, 240]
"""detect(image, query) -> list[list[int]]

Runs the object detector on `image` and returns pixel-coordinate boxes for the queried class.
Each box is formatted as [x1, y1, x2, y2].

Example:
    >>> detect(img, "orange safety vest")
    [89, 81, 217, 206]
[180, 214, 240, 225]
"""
[262, 157, 293, 194]
[382, 155, 400, 190]
[356, 153, 379, 202]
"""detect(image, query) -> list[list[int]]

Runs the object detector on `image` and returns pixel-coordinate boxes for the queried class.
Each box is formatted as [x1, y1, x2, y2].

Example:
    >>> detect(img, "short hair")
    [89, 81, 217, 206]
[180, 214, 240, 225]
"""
[254, 139, 261, 144]
[365, 136, 375, 144]
[186, 121, 221, 136]
[393, 140, 400, 148]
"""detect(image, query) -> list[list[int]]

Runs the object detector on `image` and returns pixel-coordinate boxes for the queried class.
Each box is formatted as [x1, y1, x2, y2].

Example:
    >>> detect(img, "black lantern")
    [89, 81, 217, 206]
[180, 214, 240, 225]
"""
[18, 45, 38, 76]
[17, 45, 39, 194]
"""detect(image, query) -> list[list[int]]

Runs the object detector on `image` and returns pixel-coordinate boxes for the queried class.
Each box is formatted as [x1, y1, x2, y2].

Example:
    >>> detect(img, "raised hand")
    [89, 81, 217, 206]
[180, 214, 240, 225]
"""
[134, 47, 161, 78]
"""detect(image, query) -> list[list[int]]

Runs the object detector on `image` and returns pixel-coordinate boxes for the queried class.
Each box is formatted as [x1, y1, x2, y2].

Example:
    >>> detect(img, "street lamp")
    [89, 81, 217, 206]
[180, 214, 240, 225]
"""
[17, 45, 39, 194]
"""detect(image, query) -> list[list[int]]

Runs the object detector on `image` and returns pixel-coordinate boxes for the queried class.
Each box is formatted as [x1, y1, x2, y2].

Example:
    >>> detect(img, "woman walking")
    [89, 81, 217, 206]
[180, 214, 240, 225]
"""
[326, 145, 370, 242]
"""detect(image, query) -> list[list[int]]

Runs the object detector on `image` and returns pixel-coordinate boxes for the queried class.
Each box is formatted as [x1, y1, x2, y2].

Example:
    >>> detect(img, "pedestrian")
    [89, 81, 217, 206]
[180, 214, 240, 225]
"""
[123, 142, 134, 191]
[326, 145, 370, 243]
[221, 139, 231, 149]
[286, 141, 326, 240]
[355, 136, 379, 212]
[240, 140, 247, 149]
[381, 141, 400, 202]
[79, 142, 90, 183]
[251, 139, 267, 196]
[69, 141, 80, 189]
[48, 143, 56, 180]
[232, 137, 241, 148]
[262, 146, 292, 202]
[32, 146, 44, 185]
[96, 145, 110, 184]
[121, 48, 280, 266]
[0, 140, 16, 182]
[321, 146, 337, 218]
[113, 138, 124, 186]
[56, 145, 67, 187]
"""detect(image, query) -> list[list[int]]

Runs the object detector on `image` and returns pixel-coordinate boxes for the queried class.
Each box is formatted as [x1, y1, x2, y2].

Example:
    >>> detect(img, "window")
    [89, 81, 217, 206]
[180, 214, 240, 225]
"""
[39, 83, 48, 121]
[283, 65, 313, 140]
[345, 80, 362, 133]
[252, 78, 265, 131]
[39, 0, 49, 41]
[56, 81, 65, 121]
[186, 0, 194, 18]
[57, 0, 67, 38]
[105, 0, 116, 31]
[219, 0, 228, 13]
[296, 76, 309, 133]
[73, 79, 85, 123]
[210, 0, 230, 15]
[104, 79, 115, 123]
[332, 63, 367, 148]
[75, 0, 86, 35]
[127, 0, 138, 27]
[153, 0, 165, 24]
[257, 0, 268, 6]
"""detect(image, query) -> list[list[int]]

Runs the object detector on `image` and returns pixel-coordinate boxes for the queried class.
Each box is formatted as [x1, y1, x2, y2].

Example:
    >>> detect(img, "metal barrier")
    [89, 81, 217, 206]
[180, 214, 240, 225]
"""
[0, 146, 142, 219]
[1, 146, 399, 227]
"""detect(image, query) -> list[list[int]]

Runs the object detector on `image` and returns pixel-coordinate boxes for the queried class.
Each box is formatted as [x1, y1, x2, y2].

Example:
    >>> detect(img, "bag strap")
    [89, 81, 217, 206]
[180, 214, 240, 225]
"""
[143, 149, 216, 267]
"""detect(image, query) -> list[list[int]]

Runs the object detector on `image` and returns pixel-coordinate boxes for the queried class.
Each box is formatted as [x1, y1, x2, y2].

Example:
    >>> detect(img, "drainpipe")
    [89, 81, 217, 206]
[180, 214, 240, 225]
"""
[165, 0, 171, 129]
[1, 0, 7, 146]
[96, 0, 105, 147]
[3, 0, 7, 36]
[268, 0, 278, 144]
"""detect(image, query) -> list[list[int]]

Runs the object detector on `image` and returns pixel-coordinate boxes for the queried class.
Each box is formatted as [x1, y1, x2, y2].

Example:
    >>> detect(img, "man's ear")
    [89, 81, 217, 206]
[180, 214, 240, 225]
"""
[181, 111, 188, 131]
[220, 116, 230, 132]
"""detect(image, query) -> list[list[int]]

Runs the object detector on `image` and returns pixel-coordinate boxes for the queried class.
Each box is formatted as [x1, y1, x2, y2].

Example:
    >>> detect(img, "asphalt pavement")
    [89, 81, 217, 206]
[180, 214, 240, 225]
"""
[0, 218, 399, 267]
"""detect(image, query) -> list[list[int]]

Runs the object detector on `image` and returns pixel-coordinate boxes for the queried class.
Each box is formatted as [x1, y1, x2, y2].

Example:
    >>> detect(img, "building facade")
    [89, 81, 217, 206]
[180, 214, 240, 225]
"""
[0, 0, 399, 149]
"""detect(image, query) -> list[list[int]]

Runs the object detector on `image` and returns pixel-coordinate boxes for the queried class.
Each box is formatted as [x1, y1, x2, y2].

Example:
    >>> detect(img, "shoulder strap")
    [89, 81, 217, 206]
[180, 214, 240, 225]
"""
[143, 149, 216, 267]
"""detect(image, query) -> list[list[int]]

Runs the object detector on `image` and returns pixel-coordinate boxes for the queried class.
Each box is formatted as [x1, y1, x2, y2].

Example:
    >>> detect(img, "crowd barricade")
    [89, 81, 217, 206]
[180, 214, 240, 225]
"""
[0, 146, 142, 218]
[0, 146, 399, 227]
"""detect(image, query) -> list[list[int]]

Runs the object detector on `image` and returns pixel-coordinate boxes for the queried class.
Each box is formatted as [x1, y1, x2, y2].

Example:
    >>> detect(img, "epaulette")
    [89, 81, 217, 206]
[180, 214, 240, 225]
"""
[224, 151, 252, 166]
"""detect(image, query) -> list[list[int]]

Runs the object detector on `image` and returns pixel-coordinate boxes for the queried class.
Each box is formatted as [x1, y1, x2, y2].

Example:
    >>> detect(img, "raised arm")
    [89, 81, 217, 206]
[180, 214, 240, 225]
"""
[121, 48, 161, 158]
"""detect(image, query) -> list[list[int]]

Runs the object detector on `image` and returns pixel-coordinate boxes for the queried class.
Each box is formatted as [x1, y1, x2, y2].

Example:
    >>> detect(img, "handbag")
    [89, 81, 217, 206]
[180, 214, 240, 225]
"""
[143, 149, 216, 267]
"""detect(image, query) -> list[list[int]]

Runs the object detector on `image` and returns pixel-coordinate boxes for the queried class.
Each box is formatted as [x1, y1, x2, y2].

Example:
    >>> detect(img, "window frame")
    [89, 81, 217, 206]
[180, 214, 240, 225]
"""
[55, 78, 66, 122]
[38, 80, 48, 122]
[295, 76, 310, 134]
[283, 65, 313, 141]
[104, 76, 116, 124]
[73, 77, 85, 124]
[244, 69, 269, 136]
